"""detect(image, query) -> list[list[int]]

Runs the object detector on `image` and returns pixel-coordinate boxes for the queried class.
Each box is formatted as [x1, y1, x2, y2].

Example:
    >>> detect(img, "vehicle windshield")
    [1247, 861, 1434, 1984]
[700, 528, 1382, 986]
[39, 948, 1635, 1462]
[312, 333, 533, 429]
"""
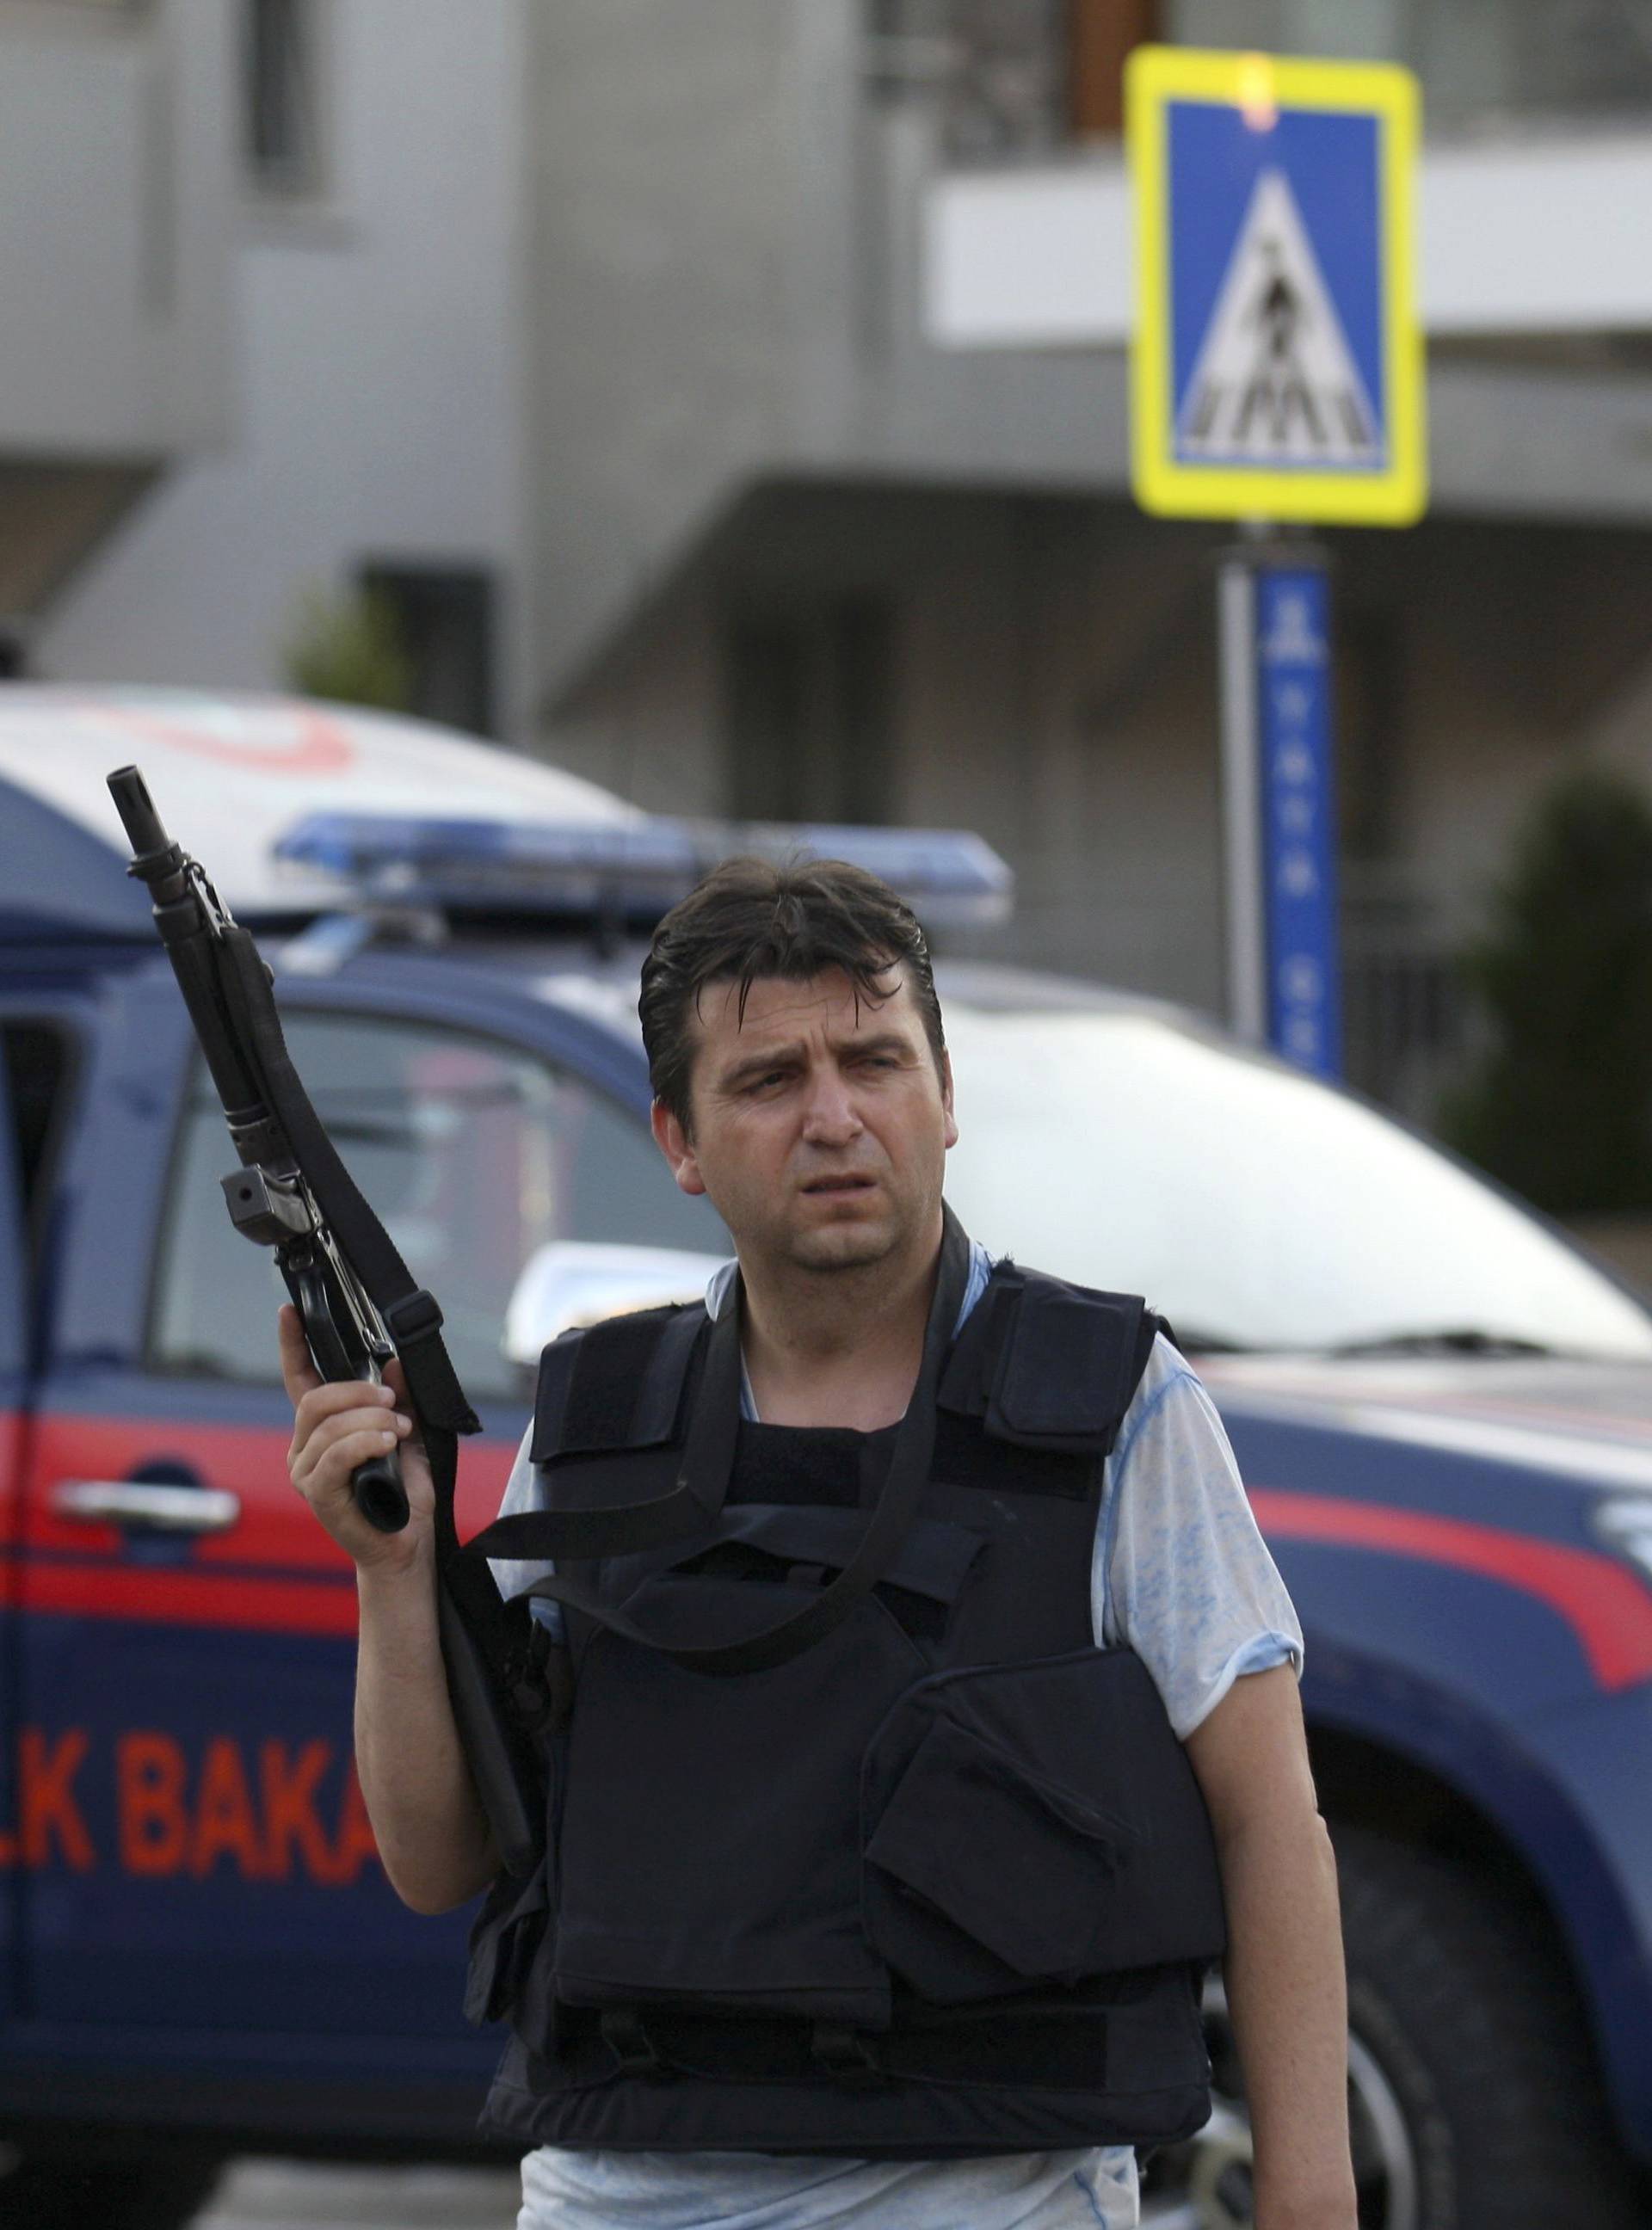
[940, 998, 1652, 1359]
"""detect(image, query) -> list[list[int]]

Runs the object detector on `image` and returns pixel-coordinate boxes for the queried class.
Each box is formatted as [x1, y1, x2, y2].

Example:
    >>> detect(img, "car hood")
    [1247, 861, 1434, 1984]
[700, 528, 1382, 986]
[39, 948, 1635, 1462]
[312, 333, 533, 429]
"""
[1199, 1352, 1652, 1493]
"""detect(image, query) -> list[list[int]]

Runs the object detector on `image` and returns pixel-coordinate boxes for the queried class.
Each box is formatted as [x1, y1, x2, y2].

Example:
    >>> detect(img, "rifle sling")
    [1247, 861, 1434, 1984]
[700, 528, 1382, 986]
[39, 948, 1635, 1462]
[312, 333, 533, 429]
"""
[213, 927, 546, 1873]
[214, 925, 480, 1440]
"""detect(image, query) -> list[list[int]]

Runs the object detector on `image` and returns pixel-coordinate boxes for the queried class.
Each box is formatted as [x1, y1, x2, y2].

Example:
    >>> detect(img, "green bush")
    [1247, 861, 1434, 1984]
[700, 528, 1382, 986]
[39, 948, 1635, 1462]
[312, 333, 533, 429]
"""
[280, 584, 412, 713]
[1439, 767, 1652, 1216]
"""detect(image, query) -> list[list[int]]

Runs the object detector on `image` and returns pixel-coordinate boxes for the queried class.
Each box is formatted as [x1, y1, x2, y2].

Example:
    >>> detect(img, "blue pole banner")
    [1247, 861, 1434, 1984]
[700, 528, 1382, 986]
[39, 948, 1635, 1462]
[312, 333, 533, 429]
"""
[1255, 562, 1341, 1078]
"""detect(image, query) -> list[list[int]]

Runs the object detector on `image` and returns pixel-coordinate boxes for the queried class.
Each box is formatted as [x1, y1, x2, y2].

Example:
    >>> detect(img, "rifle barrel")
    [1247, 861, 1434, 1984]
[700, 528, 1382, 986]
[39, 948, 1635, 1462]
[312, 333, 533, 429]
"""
[107, 765, 173, 867]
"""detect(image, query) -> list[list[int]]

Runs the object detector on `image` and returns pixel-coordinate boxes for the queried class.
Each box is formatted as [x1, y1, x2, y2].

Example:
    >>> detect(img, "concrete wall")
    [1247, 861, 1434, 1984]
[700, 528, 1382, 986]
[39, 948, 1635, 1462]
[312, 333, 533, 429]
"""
[0, 0, 233, 462]
[892, 498, 1225, 1007]
[543, 483, 1652, 1075]
[545, 484, 1230, 1011]
[0, 0, 234, 623]
[525, 0, 833, 703]
[38, 0, 533, 736]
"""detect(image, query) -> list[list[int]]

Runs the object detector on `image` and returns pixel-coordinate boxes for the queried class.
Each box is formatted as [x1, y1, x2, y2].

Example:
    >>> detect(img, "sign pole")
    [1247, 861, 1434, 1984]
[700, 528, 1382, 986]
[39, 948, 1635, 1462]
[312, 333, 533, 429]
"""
[1125, 45, 1421, 1078]
[1218, 533, 1343, 1077]
[1217, 539, 1267, 1044]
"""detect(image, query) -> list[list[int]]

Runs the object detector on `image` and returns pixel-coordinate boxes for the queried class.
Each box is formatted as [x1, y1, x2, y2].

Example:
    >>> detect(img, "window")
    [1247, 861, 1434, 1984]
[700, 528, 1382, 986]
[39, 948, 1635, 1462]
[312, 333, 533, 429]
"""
[941, 995, 1652, 1358]
[358, 564, 498, 737]
[724, 600, 894, 825]
[1068, 0, 1159, 138]
[866, 1, 1159, 155]
[0, 1019, 76, 1266]
[151, 1013, 727, 1401]
[243, 0, 323, 195]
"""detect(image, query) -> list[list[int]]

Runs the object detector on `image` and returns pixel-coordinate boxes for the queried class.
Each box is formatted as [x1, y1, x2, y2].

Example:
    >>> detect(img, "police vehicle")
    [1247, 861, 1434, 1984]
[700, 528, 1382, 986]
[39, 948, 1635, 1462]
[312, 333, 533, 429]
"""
[2, 687, 1650, 2230]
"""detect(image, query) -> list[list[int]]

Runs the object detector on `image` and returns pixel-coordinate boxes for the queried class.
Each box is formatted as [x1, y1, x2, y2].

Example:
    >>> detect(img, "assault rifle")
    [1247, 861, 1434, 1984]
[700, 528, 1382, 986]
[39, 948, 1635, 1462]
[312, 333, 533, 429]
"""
[107, 764, 546, 1877]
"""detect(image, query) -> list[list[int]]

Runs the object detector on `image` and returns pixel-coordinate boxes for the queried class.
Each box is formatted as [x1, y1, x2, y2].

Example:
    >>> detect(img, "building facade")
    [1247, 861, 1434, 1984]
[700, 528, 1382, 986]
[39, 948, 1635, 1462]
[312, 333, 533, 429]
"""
[0, 0, 235, 662]
[35, 0, 533, 742]
[23, 0, 1652, 1127]
[522, 0, 1652, 1122]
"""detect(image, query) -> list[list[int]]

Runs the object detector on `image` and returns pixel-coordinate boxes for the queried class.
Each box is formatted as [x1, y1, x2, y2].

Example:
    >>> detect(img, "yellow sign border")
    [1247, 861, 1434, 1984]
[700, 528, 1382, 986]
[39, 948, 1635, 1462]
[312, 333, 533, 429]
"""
[1126, 45, 1425, 527]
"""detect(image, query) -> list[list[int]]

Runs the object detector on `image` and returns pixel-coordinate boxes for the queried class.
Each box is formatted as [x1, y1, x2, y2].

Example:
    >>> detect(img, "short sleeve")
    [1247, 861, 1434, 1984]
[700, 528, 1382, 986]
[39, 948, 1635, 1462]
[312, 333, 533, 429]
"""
[1093, 1335, 1303, 1740]
[486, 1424, 564, 1638]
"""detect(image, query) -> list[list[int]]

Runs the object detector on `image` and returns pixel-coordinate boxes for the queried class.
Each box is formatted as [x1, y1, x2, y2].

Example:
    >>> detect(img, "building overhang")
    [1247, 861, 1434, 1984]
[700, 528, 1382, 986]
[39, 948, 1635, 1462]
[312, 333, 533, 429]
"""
[926, 131, 1652, 352]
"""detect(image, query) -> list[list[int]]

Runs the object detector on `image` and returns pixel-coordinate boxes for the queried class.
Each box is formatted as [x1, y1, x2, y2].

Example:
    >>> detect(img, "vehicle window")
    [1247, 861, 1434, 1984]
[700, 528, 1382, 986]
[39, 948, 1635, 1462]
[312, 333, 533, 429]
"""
[0, 1037, 23, 1366]
[150, 1012, 728, 1399]
[941, 1001, 1652, 1359]
[0, 1019, 76, 1260]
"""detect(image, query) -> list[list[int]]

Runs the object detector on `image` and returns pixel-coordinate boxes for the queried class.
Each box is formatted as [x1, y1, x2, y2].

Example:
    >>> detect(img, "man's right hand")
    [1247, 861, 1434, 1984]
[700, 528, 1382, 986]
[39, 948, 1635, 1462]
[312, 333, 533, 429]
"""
[279, 1302, 435, 1572]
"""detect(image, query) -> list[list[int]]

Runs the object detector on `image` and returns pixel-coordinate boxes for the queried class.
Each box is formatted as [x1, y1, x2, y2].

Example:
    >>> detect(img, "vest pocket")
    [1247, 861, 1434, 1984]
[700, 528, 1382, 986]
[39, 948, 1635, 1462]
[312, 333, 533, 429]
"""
[862, 1649, 1226, 2001]
[553, 1578, 923, 2028]
[466, 1854, 552, 2029]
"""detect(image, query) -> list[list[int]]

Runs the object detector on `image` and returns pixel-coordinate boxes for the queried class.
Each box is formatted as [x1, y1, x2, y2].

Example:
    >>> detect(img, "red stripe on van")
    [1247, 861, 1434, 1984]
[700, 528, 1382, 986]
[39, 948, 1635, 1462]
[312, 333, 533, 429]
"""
[1251, 1488, 1652, 1692]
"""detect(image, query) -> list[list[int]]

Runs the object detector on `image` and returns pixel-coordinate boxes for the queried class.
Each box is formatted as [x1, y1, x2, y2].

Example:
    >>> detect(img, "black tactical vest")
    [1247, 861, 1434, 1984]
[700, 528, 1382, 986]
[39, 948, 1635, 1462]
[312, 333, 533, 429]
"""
[463, 1216, 1226, 2159]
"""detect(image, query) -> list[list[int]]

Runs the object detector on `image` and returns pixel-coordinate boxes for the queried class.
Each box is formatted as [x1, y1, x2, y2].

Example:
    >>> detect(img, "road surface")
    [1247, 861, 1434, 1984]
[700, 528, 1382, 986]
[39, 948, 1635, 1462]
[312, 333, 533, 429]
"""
[193, 2159, 521, 2228]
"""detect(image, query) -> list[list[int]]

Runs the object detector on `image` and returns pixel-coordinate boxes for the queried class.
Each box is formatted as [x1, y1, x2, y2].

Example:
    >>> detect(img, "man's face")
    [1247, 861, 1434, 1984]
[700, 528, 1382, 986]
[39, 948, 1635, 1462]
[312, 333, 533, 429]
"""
[650, 964, 958, 1278]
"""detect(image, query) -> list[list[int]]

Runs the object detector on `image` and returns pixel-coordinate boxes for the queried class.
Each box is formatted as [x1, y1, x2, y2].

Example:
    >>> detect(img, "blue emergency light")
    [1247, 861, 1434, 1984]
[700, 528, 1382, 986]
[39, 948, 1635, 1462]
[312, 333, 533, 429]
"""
[272, 812, 1013, 927]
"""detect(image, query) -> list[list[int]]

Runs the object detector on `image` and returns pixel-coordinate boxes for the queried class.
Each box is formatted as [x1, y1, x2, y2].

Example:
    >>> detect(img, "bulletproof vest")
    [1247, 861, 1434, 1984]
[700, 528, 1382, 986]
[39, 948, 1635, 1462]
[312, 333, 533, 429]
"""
[463, 1217, 1226, 2159]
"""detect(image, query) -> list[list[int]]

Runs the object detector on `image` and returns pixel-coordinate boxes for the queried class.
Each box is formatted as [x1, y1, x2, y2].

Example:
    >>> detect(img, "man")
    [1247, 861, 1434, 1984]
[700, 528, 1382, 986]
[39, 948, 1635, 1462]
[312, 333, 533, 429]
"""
[283, 858, 1356, 2230]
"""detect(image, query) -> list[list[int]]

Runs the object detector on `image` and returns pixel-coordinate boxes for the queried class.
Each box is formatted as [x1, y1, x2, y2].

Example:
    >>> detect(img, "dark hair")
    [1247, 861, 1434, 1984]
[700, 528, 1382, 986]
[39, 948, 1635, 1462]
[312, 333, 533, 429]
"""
[639, 856, 946, 1132]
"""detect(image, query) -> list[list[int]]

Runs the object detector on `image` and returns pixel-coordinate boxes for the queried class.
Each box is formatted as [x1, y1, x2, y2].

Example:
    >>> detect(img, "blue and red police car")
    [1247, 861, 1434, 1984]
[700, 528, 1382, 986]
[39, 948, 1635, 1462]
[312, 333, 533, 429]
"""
[2, 687, 1650, 2230]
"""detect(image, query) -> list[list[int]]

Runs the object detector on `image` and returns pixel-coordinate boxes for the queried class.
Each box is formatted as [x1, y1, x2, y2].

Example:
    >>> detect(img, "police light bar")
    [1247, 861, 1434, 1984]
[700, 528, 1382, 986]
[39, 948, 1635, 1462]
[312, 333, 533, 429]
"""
[735, 823, 1012, 924]
[273, 812, 1013, 926]
[274, 813, 697, 914]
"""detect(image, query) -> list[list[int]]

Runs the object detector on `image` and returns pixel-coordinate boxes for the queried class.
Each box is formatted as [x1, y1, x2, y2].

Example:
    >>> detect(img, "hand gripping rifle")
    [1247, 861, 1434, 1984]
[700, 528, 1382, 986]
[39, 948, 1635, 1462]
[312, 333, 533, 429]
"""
[108, 765, 547, 1878]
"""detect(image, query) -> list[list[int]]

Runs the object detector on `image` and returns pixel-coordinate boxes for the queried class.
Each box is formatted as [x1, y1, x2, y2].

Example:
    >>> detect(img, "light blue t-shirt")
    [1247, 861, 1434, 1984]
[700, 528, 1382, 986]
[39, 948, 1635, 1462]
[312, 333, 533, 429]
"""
[489, 1245, 1303, 2230]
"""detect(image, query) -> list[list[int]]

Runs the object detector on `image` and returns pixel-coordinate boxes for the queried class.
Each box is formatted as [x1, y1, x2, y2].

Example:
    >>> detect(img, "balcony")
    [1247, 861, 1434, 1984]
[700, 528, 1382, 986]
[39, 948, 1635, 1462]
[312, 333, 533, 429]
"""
[897, 1, 1652, 523]
[926, 132, 1652, 348]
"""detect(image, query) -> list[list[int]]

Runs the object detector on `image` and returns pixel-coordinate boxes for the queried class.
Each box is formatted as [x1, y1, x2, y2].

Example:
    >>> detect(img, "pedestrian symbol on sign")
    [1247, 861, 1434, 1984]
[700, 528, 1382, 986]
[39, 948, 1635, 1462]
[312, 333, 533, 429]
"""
[1126, 42, 1422, 522]
[1177, 169, 1380, 470]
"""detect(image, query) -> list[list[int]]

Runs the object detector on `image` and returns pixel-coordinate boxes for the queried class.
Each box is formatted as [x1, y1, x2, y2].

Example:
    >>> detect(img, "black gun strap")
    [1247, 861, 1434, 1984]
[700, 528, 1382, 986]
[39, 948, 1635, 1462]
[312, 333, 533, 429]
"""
[211, 930, 547, 1861]
[424, 1415, 546, 1877]
[214, 926, 480, 1438]
[467, 1295, 742, 1566]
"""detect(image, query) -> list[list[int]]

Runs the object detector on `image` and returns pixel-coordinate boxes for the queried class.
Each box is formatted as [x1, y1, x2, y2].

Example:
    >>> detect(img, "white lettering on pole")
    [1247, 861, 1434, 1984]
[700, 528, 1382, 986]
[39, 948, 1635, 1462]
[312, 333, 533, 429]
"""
[1278, 847, 1320, 899]
[1281, 955, 1323, 1007]
[1261, 586, 1329, 668]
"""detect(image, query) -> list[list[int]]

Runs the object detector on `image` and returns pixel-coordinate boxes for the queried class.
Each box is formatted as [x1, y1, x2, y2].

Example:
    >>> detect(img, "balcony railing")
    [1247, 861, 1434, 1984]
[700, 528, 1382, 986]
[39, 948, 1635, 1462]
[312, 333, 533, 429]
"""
[871, 0, 1652, 165]
[865, 0, 1071, 160]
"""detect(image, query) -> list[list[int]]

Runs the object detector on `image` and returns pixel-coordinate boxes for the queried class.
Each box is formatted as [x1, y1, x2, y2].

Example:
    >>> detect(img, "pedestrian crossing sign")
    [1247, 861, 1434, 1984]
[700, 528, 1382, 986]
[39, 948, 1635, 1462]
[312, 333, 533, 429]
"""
[1126, 46, 1425, 525]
